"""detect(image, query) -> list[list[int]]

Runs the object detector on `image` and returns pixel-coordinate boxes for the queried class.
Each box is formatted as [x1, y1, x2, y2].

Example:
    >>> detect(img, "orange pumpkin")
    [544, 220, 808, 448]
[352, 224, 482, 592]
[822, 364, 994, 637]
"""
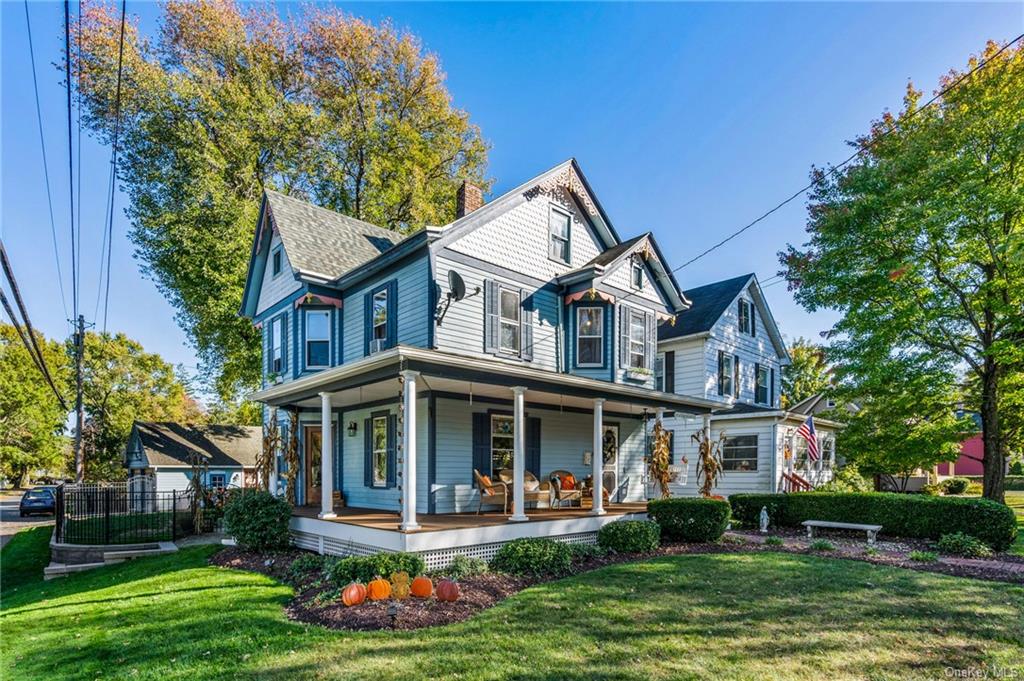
[367, 576, 392, 601]
[410, 575, 433, 599]
[341, 582, 366, 607]
[390, 571, 411, 600]
[435, 578, 460, 602]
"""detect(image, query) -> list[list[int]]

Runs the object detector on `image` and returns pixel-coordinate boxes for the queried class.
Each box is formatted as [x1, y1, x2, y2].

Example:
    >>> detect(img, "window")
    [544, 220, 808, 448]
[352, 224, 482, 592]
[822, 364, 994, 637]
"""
[755, 364, 770, 405]
[209, 473, 226, 490]
[631, 258, 644, 290]
[793, 435, 809, 470]
[577, 307, 603, 366]
[490, 415, 514, 476]
[372, 289, 388, 341]
[371, 415, 388, 487]
[305, 310, 330, 367]
[654, 355, 665, 391]
[270, 317, 283, 374]
[821, 436, 835, 468]
[499, 289, 521, 354]
[271, 248, 282, 277]
[718, 351, 736, 396]
[738, 299, 751, 334]
[628, 308, 646, 369]
[722, 435, 758, 471]
[548, 207, 571, 264]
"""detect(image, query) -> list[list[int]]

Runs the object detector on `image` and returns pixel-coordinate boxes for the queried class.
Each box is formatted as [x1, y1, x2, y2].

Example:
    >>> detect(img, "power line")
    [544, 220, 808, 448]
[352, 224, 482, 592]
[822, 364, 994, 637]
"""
[64, 0, 78, 323]
[23, 1, 69, 321]
[100, 0, 127, 334]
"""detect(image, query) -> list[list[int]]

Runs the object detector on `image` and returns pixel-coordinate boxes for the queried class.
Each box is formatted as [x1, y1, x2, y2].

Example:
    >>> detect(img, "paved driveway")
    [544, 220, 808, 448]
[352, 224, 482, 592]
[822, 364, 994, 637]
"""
[1, 492, 54, 547]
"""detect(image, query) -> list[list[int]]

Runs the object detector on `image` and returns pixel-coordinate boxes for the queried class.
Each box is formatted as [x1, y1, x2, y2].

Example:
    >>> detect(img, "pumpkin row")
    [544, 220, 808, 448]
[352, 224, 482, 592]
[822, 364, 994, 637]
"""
[341, 572, 461, 606]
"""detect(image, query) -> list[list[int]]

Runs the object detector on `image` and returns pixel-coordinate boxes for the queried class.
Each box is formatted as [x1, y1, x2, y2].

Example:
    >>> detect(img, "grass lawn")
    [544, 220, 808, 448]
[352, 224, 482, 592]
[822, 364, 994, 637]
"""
[1008, 490, 1024, 556]
[2, 546, 1021, 680]
[1, 525, 52, 596]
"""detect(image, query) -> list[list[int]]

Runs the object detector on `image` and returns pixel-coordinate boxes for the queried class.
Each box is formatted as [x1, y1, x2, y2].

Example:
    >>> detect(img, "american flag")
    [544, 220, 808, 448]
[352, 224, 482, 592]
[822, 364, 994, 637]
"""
[797, 416, 819, 461]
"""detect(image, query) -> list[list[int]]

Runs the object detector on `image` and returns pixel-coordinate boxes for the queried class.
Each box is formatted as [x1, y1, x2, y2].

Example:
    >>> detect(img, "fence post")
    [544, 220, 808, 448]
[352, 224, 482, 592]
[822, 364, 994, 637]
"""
[171, 490, 177, 542]
[55, 487, 64, 542]
[104, 487, 112, 544]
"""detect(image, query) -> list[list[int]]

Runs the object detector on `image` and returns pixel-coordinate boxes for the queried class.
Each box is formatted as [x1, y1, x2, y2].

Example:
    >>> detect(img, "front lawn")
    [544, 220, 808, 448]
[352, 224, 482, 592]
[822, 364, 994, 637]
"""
[2, 546, 1021, 680]
[0, 525, 51, 595]
[1008, 491, 1024, 556]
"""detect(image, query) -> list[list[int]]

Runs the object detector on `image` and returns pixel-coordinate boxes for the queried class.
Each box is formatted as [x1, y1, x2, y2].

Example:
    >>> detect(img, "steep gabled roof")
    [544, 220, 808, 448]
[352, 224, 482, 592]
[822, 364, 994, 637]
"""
[660, 273, 753, 339]
[264, 190, 404, 281]
[129, 422, 261, 468]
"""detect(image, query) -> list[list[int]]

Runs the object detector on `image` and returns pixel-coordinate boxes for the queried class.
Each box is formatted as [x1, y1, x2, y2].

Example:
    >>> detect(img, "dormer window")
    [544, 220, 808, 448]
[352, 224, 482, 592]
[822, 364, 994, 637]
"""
[548, 206, 571, 264]
[271, 247, 282, 278]
[305, 310, 330, 368]
[631, 258, 644, 290]
[576, 306, 603, 366]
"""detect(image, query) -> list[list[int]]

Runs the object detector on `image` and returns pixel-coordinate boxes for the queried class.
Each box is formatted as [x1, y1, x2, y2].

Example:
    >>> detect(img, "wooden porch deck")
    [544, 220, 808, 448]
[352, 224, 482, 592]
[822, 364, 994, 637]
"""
[291, 501, 648, 534]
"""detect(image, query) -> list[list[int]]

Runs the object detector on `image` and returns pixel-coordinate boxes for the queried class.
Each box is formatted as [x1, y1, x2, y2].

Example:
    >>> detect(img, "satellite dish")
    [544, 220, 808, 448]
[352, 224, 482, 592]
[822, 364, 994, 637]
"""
[448, 270, 467, 301]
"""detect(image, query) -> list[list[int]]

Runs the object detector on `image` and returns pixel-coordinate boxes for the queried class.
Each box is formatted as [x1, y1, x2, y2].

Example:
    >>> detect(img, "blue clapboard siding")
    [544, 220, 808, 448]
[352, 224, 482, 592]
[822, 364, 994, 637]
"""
[342, 254, 431, 364]
[340, 403, 401, 511]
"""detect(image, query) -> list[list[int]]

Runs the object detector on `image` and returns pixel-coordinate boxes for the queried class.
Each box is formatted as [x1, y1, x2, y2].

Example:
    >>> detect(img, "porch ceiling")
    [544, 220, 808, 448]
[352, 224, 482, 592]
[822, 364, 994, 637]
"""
[250, 345, 719, 414]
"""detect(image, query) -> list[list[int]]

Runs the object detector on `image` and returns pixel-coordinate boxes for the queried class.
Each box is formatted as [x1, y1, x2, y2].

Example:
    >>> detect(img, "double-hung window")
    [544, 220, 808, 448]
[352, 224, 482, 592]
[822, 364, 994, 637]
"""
[271, 248, 282, 277]
[209, 473, 226, 490]
[718, 351, 736, 396]
[631, 258, 644, 290]
[722, 435, 758, 471]
[499, 289, 521, 354]
[548, 207, 571, 264]
[628, 309, 646, 369]
[490, 415, 514, 475]
[270, 317, 283, 374]
[371, 415, 388, 487]
[305, 310, 330, 368]
[738, 299, 751, 334]
[577, 307, 603, 366]
[372, 289, 388, 342]
[755, 364, 770, 405]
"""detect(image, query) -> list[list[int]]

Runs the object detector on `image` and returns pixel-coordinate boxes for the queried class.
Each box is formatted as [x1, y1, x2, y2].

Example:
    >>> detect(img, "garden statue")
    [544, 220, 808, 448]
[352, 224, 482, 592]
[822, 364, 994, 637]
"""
[759, 506, 770, 534]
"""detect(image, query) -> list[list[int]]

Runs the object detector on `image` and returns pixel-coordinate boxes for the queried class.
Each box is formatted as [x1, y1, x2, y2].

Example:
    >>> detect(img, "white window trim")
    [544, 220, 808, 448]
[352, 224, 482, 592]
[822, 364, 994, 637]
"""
[722, 434, 758, 472]
[630, 258, 644, 290]
[627, 308, 646, 369]
[719, 353, 735, 396]
[490, 414, 514, 477]
[576, 306, 603, 367]
[498, 289, 521, 355]
[305, 309, 331, 368]
[270, 317, 283, 374]
[755, 365, 770, 405]
[547, 205, 572, 265]
[209, 472, 227, 489]
[372, 289, 388, 341]
[371, 415, 388, 487]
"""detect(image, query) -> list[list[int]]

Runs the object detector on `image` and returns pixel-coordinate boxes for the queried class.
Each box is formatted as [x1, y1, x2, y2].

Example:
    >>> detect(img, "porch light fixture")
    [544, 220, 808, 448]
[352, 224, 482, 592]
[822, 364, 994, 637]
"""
[347, 421, 358, 437]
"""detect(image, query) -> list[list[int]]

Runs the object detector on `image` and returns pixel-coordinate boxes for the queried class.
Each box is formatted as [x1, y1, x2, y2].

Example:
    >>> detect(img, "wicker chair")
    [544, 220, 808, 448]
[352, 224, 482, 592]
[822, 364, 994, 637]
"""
[496, 469, 552, 509]
[473, 469, 509, 514]
[548, 470, 584, 509]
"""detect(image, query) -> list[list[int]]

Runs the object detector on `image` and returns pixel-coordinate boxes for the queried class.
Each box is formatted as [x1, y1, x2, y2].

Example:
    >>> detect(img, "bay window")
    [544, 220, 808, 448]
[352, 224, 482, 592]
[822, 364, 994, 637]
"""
[628, 308, 646, 369]
[305, 310, 330, 368]
[577, 306, 603, 366]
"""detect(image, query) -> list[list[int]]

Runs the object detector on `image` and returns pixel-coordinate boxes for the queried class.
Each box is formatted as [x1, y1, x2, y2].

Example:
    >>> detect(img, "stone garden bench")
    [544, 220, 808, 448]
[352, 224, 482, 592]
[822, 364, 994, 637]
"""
[801, 520, 882, 545]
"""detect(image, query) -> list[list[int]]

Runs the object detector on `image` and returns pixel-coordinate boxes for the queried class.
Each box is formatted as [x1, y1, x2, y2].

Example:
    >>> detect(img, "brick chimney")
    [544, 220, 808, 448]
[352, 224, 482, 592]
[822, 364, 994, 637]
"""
[456, 180, 484, 218]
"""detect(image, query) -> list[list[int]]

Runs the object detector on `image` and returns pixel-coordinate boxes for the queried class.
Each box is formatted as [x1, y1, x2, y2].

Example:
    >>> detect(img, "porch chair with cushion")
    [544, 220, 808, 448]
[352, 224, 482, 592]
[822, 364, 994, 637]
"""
[496, 469, 553, 509]
[548, 470, 583, 509]
[473, 469, 509, 515]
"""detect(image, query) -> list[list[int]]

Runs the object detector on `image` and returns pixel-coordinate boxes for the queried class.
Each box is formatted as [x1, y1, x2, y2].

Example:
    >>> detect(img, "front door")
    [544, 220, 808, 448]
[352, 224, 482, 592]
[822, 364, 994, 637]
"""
[304, 427, 322, 506]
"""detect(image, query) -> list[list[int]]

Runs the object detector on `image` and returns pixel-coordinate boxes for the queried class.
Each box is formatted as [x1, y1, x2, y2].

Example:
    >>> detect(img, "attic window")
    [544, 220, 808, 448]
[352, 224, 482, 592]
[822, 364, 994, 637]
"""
[738, 299, 755, 336]
[271, 247, 282, 278]
[630, 258, 643, 290]
[548, 206, 571, 264]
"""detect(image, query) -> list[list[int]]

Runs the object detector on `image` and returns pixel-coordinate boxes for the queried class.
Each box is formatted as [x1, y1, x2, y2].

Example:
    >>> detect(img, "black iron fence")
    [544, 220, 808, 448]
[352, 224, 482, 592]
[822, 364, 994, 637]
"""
[54, 484, 216, 545]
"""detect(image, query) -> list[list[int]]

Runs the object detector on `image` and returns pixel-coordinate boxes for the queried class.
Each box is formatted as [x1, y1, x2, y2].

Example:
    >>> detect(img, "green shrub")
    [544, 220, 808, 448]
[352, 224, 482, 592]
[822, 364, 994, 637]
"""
[1010, 460, 1023, 476]
[597, 520, 660, 553]
[964, 475, 1024, 491]
[814, 464, 873, 493]
[942, 478, 971, 495]
[491, 538, 573, 577]
[647, 498, 731, 543]
[966, 481, 983, 495]
[438, 554, 489, 580]
[222, 490, 293, 551]
[729, 492, 1017, 551]
[567, 543, 608, 561]
[287, 553, 327, 584]
[909, 550, 938, 562]
[808, 539, 835, 552]
[936, 532, 993, 558]
[764, 536, 784, 547]
[326, 552, 425, 586]
[921, 483, 944, 496]
[864, 546, 880, 557]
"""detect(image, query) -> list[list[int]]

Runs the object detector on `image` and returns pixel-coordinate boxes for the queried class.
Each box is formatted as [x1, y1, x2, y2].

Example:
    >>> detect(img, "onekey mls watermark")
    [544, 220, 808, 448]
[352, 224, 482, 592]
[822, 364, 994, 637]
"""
[945, 665, 1023, 679]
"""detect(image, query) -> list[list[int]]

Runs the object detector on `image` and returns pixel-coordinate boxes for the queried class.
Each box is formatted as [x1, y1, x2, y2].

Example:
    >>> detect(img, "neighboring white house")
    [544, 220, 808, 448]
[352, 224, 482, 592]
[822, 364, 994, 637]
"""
[124, 421, 261, 492]
[657, 274, 842, 495]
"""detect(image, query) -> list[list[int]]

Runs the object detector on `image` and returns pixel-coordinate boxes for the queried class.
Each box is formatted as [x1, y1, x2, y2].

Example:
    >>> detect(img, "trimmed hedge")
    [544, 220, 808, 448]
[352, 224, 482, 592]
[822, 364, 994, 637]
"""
[327, 551, 425, 586]
[597, 520, 660, 553]
[223, 490, 293, 551]
[491, 538, 573, 577]
[647, 498, 731, 543]
[730, 492, 1018, 551]
[965, 475, 1024, 491]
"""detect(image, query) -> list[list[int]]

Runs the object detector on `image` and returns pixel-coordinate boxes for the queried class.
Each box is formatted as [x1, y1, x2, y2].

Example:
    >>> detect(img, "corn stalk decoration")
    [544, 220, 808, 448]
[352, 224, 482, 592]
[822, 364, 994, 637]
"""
[283, 409, 300, 505]
[649, 419, 673, 499]
[188, 452, 210, 532]
[256, 409, 280, 492]
[693, 428, 725, 498]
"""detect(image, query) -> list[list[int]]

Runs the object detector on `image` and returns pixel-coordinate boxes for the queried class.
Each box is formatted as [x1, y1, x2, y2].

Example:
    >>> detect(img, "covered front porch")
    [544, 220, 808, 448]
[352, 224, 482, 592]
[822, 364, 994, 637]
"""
[250, 346, 716, 560]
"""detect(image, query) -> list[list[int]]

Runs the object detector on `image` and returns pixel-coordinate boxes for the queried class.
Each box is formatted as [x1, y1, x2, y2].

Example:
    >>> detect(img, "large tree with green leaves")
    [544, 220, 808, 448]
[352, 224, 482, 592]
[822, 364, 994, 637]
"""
[780, 41, 1024, 502]
[74, 1, 489, 400]
[781, 337, 832, 408]
[0, 324, 70, 486]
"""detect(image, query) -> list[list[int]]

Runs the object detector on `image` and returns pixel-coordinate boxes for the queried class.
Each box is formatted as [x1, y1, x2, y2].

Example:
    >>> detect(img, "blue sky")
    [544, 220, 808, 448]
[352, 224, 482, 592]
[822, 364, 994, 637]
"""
[2, 1, 1021, 393]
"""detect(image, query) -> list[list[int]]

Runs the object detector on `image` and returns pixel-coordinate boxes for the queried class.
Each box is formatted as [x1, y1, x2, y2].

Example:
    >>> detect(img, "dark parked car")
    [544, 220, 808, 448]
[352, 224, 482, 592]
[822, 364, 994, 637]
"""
[19, 488, 55, 516]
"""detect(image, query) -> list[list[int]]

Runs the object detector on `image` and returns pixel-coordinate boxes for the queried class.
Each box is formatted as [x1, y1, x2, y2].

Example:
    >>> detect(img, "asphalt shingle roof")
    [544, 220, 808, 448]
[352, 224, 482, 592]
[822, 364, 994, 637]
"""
[659, 273, 753, 340]
[264, 189, 404, 281]
[133, 422, 261, 468]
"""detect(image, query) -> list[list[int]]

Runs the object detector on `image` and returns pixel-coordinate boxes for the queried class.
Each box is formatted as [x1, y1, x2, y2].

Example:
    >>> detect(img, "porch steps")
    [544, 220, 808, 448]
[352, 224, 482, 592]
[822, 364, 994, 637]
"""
[44, 562, 107, 580]
[103, 541, 178, 565]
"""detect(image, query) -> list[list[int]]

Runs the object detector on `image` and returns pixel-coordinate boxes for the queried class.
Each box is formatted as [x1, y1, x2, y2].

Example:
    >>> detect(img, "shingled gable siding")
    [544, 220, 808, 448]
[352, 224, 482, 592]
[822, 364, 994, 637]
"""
[341, 254, 431, 364]
[603, 254, 664, 306]
[256, 231, 302, 316]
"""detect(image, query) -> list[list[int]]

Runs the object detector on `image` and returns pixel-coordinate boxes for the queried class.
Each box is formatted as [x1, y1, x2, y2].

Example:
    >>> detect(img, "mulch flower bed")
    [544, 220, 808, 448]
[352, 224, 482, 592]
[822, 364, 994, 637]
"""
[211, 533, 1023, 632]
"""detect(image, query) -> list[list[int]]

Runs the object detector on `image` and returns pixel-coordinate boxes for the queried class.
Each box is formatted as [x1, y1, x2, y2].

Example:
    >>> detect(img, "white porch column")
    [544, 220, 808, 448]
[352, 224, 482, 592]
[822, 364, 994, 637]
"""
[318, 392, 336, 519]
[400, 370, 421, 531]
[510, 386, 529, 522]
[268, 454, 279, 496]
[591, 398, 606, 516]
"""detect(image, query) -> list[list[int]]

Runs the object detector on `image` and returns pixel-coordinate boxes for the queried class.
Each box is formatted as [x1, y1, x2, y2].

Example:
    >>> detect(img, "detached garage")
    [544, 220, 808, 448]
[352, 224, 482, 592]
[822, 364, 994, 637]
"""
[124, 421, 261, 492]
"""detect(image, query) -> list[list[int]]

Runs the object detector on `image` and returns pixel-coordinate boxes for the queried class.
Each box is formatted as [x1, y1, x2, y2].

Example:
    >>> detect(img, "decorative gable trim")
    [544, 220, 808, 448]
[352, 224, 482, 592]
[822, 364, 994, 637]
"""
[525, 163, 600, 219]
[565, 289, 616, 305]
[294, 293, 343, 310]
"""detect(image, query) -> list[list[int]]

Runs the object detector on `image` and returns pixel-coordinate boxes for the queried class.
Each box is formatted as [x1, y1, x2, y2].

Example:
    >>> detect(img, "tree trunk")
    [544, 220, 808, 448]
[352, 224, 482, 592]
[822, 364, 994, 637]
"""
[980, 363, 1005, 503]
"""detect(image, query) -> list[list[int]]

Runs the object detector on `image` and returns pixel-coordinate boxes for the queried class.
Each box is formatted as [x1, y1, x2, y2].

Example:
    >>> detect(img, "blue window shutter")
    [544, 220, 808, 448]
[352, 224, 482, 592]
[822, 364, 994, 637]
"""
[386, 280, 398, 348]
[472, 412, 490, 477]
[363, 418, 372, 487]
[618, 304, 629, 369]
[665, 351, 675, 393]
[717, 350, 725, 395]
[363, 291, 372, 356]
[483, 280, 498, 353]
[526, 417, 541, 477]
[520, 289, 533, 362]
[280, 314, 288, 373]
[386, 414, 397, 488]
[770, 367, 776, 406]
[264, 323, 271, 375]
[755, 362, 762, 402]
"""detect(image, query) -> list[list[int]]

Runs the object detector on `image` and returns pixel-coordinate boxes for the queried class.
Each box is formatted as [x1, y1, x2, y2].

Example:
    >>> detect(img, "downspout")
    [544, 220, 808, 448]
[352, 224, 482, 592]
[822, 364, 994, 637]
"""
[770, 419, 778, 494]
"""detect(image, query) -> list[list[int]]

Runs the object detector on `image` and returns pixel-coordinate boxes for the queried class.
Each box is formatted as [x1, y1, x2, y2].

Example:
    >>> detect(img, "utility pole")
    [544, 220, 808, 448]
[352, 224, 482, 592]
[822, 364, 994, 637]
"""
[74, 314, 85, 483]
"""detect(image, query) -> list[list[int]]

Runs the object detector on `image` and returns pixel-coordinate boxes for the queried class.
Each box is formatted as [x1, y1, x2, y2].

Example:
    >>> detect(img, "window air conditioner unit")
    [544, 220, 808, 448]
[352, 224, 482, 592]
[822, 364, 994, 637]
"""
[369, 338, 387, 354]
